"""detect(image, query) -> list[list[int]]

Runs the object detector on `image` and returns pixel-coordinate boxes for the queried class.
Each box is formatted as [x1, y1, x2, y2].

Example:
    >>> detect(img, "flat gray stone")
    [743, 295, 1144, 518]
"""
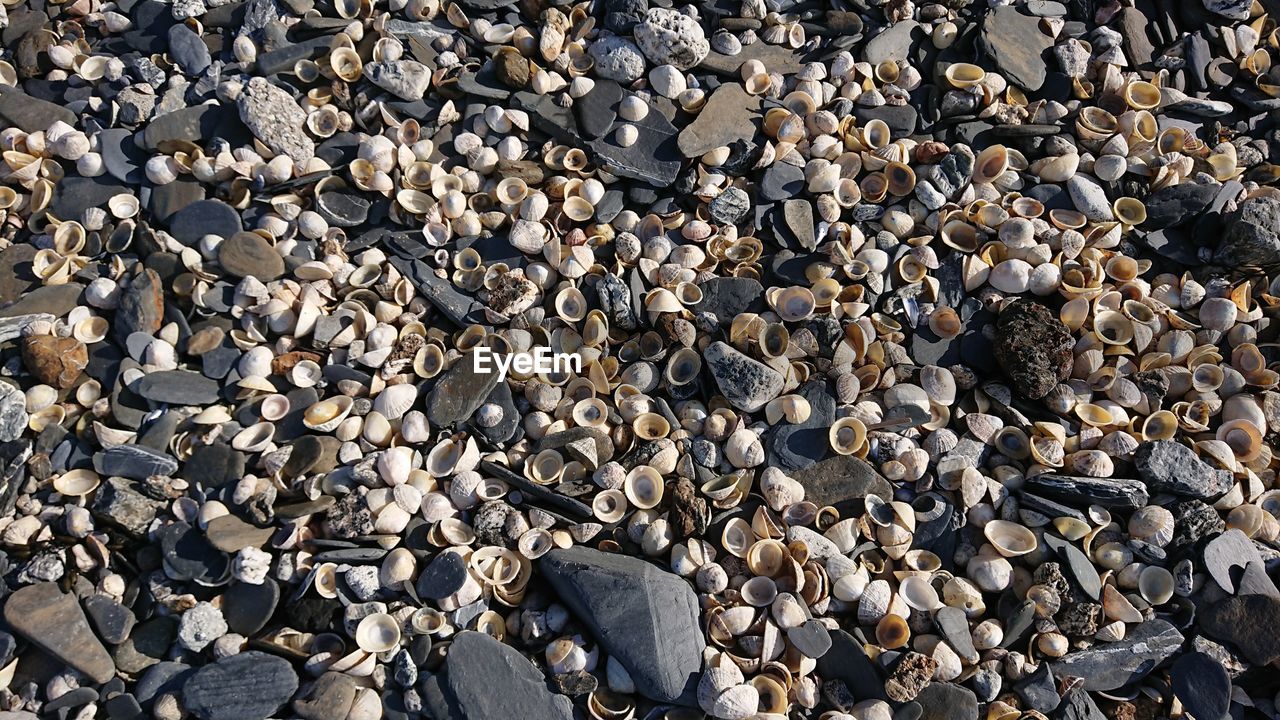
[134, 370, 221, 405]
[442, 632, 573, 720]
[677, 83, 759, 158]
[541, 546, 703, 705]
[3, 583, 116, 683]
[182, 651, 298, 720]
[1051, 619, 1183, 690]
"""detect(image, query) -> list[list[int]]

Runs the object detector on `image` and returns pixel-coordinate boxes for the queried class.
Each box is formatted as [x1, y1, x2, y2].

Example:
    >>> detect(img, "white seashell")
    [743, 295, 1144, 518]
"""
[373, 383, 418, 420]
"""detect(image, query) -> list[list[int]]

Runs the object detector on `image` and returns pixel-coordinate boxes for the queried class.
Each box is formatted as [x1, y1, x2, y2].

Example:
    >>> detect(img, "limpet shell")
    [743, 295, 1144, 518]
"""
[53, 469, 100, 497]
[983, 520, 1037, 557]
[355, 613, 402, 653]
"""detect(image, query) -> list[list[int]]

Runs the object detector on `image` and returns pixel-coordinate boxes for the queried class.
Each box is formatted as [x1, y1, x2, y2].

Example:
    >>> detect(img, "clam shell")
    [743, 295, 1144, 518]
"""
[355, 613, 402, 653]
[53, 469, 100, 497]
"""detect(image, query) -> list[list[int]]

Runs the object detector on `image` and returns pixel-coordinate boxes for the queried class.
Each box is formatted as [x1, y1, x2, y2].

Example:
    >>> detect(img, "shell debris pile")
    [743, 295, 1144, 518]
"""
[0, 0, 1279, 717]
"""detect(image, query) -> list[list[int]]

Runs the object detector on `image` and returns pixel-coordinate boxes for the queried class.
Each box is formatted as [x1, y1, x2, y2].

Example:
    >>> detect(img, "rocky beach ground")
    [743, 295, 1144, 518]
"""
[0, 0, 1279, 717]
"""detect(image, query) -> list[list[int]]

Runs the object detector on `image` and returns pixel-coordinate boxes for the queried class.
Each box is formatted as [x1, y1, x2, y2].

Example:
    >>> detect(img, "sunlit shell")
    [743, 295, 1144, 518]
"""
[944, 62, 985, 88]
[625, 466, 665, 509]
[53, 469, 101, 497]
[355, 613, 402, 653]
[983, 520, 1037, 557]
[973, 145, 1009, 184]
[829, 417, 867, 455]
[303, 396, 353, 432]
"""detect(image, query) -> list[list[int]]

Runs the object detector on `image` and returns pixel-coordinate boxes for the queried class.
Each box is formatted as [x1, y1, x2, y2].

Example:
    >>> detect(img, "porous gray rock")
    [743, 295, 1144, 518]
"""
[590, 35, 647, 83]
[541, 546, 703, 705]
[704, 341, 784, 413]
[1215, 195, 1280, 267]
[364, 60, 432, 100]
[236, 77, 314, 161]
[634, 8, 709, 69]
[1134, 440, 1232, 499]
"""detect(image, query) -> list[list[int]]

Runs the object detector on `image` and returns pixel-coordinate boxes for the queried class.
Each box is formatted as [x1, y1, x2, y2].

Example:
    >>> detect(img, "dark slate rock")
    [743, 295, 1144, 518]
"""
[759, 161, 805, 202]
[416, 551, 469, 600]
[94, 444, 178, 480]
[387, 256, 487, 326]
[787, 455, 893, 517]
[182, 651, 298, 720]
[84, 594, 137, 645]
[588, 95, 682, 187]
[159, 521, 230, 585]
[1043, 534, 1102, 601]
[1050, 619, 1182, 690]
[440, 632, 573, 720]
[1202, 528, 1279, 597]
[91, 476, 165, 535]
[168, 24, 211, 75]
[1022, 474, 1149, 509]
[48, 176, 129, 222]
[224, 578, 279, 636]
[294, 672, 358, 720]
[136, 662, 194, 704]
[979, 5, 1053, 90]
[144, 105, 228, 150]
[1170, 652, 1230, 720]
[3, 582, 116, 683]
[703, 341, 784, 413]
[1057, 687, 1107, 720]
[134, 370, 221, 405]
[1142, 182, 1219, 230]
[99, 128, 148, 185]
[1134, 440, 1232, 499]
[693, 277, 763, 324]
[0, 284, 82, 320]
[915, 681, 978, 720]
[0, 86, 77, 133]
[1013, 663, 1059, 714]
[816, 629, 886, 701]
[184, 443, 246, 488]
[426, 351, 501, 427]
[677, 83, 759, 158]
[169, 200, 242, 245]
[853, 104, 919, 139]
[541, 546, 703, 705]
[575, 80, 624, 140]
[1198, 593, 1280, 666]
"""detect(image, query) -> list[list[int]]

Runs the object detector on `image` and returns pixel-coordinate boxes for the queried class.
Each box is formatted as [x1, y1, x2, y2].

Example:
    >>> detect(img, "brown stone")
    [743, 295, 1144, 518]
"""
[494, 47, 529, 88]
[22, 334, 88, 389]
[271, 350, 325, 376]
[884, 652, 938, 702]
[187, 326, 226, 355]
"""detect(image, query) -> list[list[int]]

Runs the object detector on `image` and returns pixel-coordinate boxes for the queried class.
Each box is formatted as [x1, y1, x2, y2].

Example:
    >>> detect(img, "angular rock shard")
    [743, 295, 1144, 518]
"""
[540, 546, 703, 705]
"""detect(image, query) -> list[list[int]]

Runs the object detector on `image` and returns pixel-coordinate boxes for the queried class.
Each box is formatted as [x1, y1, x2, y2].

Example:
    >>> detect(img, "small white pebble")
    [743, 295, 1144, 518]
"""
[616, 124, 638, 148]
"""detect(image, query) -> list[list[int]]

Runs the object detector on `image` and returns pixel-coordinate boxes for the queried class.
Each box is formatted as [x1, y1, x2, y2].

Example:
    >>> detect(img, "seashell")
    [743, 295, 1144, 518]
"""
[1112, 197, 1146, 226]
[966, 551, 1013, 592]
[632, 412, 670, 440]
[857, 579, 891, 624]
[1123, 80, 1161, 110]
[876, 613, 910, 649]
[772, 286, 816, 322]
[829, 416, 867, 455]
[971, 619, 1003, 650]
[373, 383, 417, 420]
[944, 63, 985, 88]
[1138, 566, 1174, 605]
[355, 613, 402, 653]
[973, 145, 1010, 184]
[740, 575, 778, 607]
[303, 396, 354, 432]
[53, 469, 100, 497]
[624, 466, 664, 509]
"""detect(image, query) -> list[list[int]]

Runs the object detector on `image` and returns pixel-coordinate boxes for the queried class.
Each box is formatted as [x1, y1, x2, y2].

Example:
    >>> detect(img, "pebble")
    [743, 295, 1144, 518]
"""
[218, 231, 286, 280]
[441, 632, 573, 720]
[182, 651, 299, 720]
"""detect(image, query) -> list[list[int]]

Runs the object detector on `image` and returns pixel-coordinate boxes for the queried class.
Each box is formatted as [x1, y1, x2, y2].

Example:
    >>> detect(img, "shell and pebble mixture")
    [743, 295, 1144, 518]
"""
[2, 0, 1280, 716]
